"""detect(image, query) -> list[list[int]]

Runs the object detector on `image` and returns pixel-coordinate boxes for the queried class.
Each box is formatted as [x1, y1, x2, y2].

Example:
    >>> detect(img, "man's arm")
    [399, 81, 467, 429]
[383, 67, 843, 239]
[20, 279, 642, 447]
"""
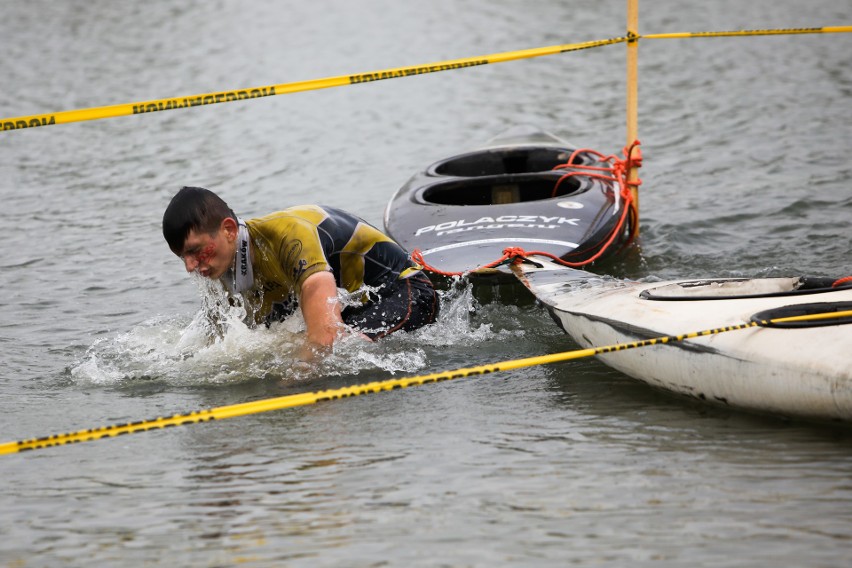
[299, 271, 345, 347]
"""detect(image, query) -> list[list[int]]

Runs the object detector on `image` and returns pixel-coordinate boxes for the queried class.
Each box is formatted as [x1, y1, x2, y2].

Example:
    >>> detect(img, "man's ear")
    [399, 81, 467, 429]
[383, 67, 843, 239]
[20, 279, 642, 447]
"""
[221, 217, 238, 242]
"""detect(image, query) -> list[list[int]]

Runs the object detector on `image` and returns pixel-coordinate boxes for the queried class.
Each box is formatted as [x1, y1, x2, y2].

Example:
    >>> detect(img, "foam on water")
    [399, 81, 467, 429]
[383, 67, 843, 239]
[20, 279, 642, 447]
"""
[69, 276, 520, 387]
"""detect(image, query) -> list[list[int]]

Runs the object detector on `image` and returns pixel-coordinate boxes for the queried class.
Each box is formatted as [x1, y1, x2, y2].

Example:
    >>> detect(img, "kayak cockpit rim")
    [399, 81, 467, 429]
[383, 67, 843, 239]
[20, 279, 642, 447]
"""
[427, 145, 591, 178]
[416, 171, 596, 206]
[640, 276, 852, 301]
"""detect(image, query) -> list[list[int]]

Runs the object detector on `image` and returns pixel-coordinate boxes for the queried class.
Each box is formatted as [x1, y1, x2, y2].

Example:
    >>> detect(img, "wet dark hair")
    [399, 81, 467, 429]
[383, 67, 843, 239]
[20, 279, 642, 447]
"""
[162, 186, 237, 255]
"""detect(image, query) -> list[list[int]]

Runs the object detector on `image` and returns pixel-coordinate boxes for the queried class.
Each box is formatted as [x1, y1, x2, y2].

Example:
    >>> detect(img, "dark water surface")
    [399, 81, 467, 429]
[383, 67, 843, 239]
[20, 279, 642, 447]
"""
[2, 1, 851, 566]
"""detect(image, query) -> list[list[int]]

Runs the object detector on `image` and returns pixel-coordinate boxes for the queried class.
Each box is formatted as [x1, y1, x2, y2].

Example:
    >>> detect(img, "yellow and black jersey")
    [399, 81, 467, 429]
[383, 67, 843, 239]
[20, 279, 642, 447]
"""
[244, 205, 419, 322]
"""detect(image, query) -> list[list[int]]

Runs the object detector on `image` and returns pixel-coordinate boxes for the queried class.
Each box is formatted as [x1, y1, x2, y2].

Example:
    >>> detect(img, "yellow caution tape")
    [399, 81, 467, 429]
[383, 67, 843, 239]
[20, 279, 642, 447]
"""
[0, 36, 627, 133]
[2, 308, 850, 456]
[3, 26, 851, 133]
[643, 26, 852, 40]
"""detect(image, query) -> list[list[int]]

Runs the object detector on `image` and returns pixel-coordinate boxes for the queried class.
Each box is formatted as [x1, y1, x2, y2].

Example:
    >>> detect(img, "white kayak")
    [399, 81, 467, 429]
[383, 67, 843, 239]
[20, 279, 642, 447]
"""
[512, 258, 852, 422]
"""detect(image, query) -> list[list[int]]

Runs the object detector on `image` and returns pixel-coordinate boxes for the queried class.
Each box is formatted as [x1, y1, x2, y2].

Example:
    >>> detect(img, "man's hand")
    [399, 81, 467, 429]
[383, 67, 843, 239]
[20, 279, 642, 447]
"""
[299, 271, 345, 348]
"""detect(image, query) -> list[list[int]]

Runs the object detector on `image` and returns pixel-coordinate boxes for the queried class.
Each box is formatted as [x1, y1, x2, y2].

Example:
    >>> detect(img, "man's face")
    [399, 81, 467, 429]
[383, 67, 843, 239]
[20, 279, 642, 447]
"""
[178, 219, 237, 279]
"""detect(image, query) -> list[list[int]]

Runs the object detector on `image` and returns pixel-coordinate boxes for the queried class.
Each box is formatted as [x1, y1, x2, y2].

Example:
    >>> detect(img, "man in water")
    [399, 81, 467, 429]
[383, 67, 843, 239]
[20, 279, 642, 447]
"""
[162, 186, 439, 347]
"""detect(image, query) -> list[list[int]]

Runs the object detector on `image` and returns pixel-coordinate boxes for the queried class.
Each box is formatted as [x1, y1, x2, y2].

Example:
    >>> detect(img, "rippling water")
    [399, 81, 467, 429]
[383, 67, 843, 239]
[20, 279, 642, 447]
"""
[2, 0, 852, 566]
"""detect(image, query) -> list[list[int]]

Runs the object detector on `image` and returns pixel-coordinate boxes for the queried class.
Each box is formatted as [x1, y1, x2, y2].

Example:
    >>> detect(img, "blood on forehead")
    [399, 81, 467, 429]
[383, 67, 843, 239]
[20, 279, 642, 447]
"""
[196, 242, 217, 263]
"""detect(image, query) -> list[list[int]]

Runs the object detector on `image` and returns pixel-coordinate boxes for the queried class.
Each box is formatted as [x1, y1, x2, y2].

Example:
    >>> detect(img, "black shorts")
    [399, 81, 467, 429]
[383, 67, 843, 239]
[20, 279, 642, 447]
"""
[341, 274, 440, 340]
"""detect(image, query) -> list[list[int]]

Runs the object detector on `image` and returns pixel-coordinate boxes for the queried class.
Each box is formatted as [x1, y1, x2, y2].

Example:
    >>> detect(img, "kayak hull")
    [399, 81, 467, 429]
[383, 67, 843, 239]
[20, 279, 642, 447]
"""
[513, 259, 852, 422]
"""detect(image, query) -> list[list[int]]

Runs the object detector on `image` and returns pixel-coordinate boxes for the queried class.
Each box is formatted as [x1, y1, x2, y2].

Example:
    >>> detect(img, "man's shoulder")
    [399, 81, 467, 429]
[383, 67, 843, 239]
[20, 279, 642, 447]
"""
[248, 205, 367, 232]
[249, 205, 327, 225]
[247, 206, 327, 236]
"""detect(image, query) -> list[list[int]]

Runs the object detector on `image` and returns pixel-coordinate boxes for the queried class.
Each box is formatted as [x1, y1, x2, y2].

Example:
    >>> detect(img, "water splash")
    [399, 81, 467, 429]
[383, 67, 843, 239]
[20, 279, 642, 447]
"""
[69, 278, 526, 387]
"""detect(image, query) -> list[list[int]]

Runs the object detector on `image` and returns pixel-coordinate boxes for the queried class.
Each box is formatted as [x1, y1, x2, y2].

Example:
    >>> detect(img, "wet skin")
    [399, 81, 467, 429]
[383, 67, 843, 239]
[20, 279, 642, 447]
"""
[175, 216, 349, 348]
[179, 218, 238, 279]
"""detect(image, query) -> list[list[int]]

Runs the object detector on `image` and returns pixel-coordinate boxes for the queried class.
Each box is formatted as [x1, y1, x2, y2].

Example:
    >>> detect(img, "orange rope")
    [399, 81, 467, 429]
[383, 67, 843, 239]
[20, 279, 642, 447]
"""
[553, 141, 641, 262]
[410, 142, 641, 277]
[410, 247, 515, 277]
[551, 141, 642, 197]
[833, 276, 852, 288]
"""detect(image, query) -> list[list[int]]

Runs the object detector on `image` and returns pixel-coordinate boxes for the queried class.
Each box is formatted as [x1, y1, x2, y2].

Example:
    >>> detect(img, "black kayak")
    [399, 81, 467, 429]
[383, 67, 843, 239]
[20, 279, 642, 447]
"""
[383, 125, 636, 281]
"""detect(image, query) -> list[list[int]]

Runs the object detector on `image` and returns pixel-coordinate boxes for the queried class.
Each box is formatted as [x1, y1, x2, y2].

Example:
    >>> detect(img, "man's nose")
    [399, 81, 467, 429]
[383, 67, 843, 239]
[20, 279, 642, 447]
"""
[184, 256, 199, 273]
